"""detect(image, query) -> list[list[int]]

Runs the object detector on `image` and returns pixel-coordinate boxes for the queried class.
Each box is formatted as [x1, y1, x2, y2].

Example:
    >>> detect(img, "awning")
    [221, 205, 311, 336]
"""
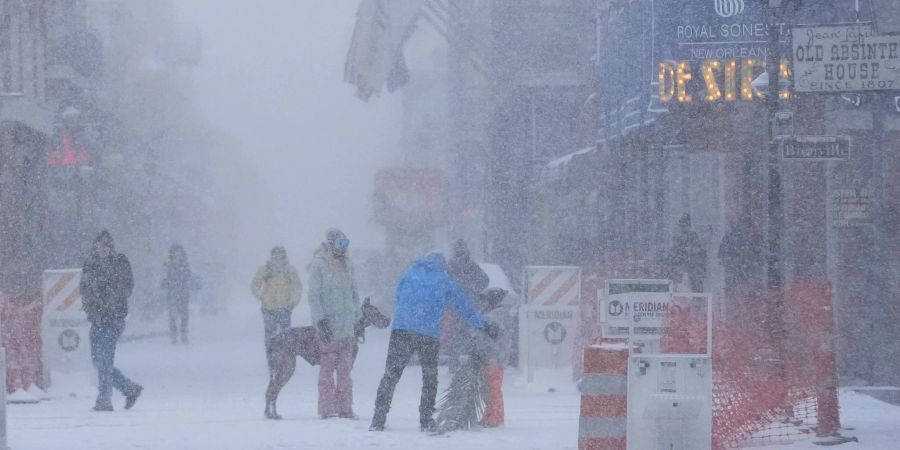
[541, 146, 597, 184]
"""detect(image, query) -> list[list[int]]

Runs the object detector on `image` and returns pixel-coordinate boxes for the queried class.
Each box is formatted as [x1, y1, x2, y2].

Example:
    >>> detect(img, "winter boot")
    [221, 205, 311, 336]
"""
[92, 403, 113, 412]
[124, 385, 143, 410]
[420, 417, 437, 432]
[369, 413, 386, 431]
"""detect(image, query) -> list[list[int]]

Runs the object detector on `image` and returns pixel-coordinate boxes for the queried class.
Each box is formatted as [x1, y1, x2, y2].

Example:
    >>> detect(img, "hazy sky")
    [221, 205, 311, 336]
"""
[174, 1, 402, 266]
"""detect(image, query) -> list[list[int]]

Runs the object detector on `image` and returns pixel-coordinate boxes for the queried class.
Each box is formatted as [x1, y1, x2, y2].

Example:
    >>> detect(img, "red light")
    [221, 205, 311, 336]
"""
[48, 132, 90, 167]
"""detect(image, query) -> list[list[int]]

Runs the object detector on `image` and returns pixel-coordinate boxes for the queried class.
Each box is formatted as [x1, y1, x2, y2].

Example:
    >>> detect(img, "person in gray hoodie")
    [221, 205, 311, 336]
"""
[308, 228, 361, 419]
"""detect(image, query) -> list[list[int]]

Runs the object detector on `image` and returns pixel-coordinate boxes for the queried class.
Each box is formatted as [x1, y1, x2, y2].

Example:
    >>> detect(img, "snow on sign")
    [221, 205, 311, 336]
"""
[42, 269, 91, 378]
[792, 23, 900, 93]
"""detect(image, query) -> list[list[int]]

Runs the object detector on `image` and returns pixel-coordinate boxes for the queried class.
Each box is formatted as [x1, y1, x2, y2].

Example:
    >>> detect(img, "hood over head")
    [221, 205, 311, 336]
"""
[451, 239, 470, 261]
[414, 251, 446, 272]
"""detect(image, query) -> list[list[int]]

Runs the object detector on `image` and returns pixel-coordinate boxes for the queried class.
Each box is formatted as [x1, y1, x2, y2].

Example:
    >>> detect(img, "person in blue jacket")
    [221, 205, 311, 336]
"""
[369, 251, 497, 432]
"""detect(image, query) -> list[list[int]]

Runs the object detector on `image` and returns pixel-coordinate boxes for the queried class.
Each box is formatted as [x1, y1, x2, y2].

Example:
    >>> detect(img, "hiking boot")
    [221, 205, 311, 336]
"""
[369, 415, 386, 431]
[124, 386, 142, 410]
[92, 403, 113, 412]
[420, 418, 437, 432]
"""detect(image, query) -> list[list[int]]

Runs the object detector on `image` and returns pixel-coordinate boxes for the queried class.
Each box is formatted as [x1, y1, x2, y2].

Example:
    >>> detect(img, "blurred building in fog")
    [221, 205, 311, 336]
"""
[361, 0, 900, 386]
[1, 0, 232, 315]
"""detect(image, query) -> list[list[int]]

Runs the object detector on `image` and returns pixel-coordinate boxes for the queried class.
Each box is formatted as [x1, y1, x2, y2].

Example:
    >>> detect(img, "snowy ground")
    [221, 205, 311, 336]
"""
[7, 300, 900, 449]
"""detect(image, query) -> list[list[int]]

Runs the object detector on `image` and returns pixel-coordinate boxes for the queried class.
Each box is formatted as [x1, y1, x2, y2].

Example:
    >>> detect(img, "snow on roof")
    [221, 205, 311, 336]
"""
[546, 146, 595, 169]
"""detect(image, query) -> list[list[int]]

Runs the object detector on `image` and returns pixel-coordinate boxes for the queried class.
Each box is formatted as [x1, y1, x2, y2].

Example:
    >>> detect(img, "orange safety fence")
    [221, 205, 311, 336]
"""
[1, 294, 45, 393]
[661, 280, 839, 449]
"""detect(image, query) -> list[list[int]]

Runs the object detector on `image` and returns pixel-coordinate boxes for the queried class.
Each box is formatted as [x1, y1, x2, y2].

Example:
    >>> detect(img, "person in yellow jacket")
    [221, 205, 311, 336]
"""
[251, 246, 302, 346]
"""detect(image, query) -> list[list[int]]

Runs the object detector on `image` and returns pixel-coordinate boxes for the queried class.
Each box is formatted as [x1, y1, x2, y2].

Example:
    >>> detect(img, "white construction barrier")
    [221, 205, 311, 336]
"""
[41, 269, 91, 383]
[625, 290, 713, 450]
[520, 266, 581, 381]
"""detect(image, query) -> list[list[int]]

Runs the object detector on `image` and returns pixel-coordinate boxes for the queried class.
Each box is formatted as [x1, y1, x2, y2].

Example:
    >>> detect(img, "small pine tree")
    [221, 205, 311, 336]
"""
[434, 352, 488, 433]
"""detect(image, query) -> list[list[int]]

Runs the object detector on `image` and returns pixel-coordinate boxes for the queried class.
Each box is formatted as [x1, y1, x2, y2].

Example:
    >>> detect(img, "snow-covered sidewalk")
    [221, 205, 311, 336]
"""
[7, 301, 900, 449]
[8, 301, 579, 450]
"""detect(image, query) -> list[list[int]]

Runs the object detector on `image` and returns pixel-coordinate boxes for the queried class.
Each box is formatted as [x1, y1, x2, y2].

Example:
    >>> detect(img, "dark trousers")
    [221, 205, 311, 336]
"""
[262, 308, 292, 347]
[90, 323, 140, 407]
[372, 330, 440, 427]
[168, 299, 189, 342]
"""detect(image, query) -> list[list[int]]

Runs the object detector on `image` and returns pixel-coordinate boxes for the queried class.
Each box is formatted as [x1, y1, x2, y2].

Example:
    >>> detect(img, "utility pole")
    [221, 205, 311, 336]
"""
[765, 0, 787, 379]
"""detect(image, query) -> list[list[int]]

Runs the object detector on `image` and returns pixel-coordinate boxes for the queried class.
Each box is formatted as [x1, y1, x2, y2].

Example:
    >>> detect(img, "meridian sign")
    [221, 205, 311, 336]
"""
[792, 23, 900, 92]
[652, 0, 791, 104]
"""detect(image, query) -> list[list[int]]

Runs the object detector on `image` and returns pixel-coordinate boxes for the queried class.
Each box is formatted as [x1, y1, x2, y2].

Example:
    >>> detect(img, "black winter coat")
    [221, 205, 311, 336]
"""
[161, 261, 193, 304]
[81, 253, 134, 326]
[446, 257, 489, 301]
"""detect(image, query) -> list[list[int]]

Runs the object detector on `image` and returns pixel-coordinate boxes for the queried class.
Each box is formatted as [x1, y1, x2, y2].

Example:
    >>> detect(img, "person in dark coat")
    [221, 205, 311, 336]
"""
[161, 244, 194, 344]
[668, 214, 708, 292]
[80, 230, 142, 411]
[444, 239, 490, 368]
[369, 251, 497, 432]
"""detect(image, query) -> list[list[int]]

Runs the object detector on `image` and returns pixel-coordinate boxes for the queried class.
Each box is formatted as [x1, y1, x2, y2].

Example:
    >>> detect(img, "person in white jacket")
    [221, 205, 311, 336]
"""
[308, 228, 361, 419]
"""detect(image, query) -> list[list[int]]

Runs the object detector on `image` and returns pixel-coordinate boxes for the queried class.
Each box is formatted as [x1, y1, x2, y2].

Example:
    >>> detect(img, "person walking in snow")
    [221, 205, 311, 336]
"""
[80, 230, 143, 411]
[308, 229, 361, 419]
[369, 251, 497, 432]
[160, 244, 195, 344]
[251, 246, 302, 347]
[667, 213, 707, 292]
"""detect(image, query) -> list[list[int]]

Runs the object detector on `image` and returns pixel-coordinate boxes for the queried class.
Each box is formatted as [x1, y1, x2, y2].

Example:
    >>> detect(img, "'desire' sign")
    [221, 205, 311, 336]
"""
[793, 23, 900, 92]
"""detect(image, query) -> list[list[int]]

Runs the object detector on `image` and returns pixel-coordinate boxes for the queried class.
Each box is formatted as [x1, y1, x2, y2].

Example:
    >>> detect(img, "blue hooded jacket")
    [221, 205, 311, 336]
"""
[391, 252, 485, 339]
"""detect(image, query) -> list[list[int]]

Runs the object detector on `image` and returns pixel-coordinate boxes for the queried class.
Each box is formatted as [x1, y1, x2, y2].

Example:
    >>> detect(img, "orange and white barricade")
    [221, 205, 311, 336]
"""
[578, 340, 629, 450]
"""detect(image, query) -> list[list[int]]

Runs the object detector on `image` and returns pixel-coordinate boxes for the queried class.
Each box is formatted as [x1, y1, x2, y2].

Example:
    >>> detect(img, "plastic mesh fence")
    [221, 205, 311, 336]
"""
[660, 281, 838, 449]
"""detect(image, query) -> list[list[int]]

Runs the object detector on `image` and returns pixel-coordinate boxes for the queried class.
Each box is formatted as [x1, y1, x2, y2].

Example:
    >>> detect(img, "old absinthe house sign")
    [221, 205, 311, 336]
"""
[792, 23, 900, 93]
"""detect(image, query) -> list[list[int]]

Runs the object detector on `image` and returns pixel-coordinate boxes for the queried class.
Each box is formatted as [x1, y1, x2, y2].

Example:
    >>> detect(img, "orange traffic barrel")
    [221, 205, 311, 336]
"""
[578, 342, 628, 450]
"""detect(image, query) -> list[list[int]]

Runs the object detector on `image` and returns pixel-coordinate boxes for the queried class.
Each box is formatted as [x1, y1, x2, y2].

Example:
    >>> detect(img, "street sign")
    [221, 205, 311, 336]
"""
[773, 111, 794, 139]
[832, 187, 873, 227]
[781, 136, 851, 160]
[792, 23, 900, 93]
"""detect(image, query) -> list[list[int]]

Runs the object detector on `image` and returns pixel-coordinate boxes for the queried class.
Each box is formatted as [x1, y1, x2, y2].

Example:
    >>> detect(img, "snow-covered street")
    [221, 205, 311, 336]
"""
[9, 300, 580, 450]
[6, 300, 899, 449]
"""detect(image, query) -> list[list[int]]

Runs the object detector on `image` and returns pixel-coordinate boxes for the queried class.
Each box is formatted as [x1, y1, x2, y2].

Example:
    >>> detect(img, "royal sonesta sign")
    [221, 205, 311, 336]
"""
[652, 0, 790, 104]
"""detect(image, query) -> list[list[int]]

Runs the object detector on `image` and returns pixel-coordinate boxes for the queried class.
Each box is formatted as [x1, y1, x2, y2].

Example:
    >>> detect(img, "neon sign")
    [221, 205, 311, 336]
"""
[658, 58, 791, 103]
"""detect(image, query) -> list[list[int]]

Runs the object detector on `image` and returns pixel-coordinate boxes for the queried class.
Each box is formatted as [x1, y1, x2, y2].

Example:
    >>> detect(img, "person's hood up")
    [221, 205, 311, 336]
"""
[93, 229, 115, 253]
[451, 239, 470, 261]
[413, 251, 446, 272]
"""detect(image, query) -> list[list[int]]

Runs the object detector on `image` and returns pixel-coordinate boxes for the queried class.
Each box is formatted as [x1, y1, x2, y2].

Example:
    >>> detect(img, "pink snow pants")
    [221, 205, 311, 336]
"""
[318, 337, 357, 417]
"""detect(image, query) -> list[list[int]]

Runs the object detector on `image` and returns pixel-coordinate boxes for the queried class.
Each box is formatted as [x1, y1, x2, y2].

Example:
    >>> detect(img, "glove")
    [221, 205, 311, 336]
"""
[354, 319, 365, 341]
[317, 318, 333, 344]
[483, 322, 500, 340]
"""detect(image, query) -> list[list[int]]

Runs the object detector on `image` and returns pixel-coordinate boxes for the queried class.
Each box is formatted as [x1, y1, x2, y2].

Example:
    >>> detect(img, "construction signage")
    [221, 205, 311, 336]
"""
[601, 279, 673, 353]
[520, 266, 582, 381]
[522, 266, 581, 306]
[42, 269, 91, 377]
[792, 23, 900, 93]
[520, 306, 578, 376]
